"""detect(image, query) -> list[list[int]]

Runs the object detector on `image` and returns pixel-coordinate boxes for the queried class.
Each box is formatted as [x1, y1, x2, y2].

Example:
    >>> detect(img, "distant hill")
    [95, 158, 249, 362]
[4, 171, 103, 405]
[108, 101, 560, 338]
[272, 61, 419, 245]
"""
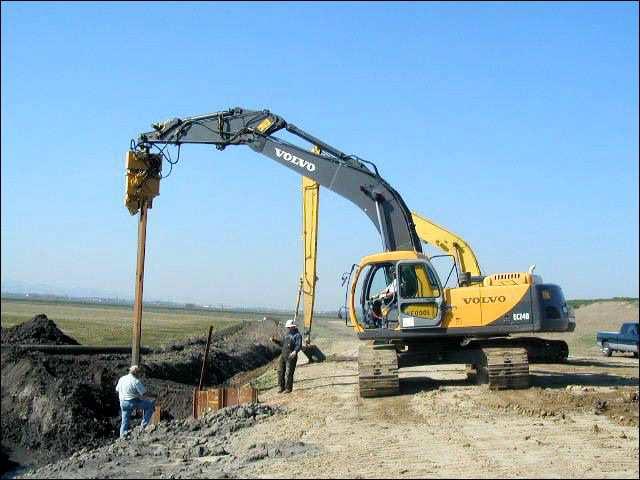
[568, 297, 639, 309]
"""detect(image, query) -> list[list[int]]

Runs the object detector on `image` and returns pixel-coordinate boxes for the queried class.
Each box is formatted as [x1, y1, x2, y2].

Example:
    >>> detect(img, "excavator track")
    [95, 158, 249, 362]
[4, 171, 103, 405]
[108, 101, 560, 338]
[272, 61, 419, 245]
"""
[479, 347, 530, 390]
[471, 338, 569, 363]
[358, 344, 399, 398]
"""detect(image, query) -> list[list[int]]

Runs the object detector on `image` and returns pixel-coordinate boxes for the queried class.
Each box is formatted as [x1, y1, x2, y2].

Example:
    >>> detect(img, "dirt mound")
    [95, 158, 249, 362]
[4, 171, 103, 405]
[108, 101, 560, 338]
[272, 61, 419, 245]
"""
[22, 404, 288, 479]
[1, 318, 283, 473]
[476, 386, 640, 426]
[144, 320, 282, 387]
[1, 314, 79, 346]
[1, 349, 126, 470]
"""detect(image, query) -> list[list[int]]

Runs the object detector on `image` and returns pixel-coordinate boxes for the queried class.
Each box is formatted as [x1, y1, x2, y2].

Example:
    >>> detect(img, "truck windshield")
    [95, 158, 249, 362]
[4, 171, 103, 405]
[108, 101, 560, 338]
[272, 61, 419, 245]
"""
[625, 324, 638, 336]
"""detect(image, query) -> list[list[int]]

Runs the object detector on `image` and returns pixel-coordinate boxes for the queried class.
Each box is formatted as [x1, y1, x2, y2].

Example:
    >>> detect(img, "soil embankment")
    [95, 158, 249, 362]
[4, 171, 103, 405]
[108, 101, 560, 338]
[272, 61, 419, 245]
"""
[0, 316, 281, 476]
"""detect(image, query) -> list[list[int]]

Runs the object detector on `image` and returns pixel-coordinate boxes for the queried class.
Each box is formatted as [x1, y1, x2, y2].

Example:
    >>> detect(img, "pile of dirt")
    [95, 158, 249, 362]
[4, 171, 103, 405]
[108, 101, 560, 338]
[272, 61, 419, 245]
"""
[1, 317, 284, 475]
[1, 349, 127, 473]
[1, 314, 79, 346]
[144, 321, 282, 387]
[21, 404, 299, 479]
[476, 386, 640, 426]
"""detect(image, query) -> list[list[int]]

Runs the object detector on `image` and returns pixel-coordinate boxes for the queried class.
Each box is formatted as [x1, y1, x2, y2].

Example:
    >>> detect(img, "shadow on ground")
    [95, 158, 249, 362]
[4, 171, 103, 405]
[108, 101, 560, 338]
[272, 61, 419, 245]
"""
[564, 358, 638, 368]
[531, 371, 639, 388]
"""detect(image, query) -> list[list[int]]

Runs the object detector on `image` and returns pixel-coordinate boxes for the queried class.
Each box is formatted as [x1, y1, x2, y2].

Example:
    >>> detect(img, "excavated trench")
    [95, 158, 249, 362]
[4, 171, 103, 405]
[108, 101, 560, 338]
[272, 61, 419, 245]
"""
[0, 315, 282, 476]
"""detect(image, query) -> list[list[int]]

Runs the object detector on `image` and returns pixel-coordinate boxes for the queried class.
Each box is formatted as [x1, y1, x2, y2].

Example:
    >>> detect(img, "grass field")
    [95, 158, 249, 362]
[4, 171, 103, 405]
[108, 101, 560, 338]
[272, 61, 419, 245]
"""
[0, 298, 295, 347]
[2, 297, 637, 356]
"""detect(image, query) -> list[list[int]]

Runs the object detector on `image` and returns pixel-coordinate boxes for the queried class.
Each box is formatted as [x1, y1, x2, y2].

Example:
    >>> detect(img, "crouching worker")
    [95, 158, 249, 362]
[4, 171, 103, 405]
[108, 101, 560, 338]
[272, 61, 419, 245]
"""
[115, 365, 155, 438]
[277, 319, 303, 393]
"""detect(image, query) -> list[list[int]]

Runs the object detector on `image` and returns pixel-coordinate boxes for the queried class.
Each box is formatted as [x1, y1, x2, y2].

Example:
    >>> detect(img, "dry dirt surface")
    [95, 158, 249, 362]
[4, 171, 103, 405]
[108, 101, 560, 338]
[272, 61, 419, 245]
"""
[20, 404, 289, 479]
[229, 320, 639, 479]
[13, 303, 640, 479]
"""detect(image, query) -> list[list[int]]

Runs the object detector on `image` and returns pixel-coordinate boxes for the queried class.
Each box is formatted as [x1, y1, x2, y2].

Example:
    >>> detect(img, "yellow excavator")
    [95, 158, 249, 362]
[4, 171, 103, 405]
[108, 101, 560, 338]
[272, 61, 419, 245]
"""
[127, 107, 575, 397]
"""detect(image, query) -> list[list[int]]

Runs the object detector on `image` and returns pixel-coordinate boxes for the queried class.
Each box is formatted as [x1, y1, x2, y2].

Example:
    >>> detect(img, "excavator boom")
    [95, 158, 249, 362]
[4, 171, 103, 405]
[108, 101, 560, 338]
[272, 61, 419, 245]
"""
[137, 107, 421, 252]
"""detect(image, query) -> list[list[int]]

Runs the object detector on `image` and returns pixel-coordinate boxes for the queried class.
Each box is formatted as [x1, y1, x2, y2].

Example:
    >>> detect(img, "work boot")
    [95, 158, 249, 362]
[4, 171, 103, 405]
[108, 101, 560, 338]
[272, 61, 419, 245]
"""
[278, 388, 285, 393]
[285, 389, 292, 393]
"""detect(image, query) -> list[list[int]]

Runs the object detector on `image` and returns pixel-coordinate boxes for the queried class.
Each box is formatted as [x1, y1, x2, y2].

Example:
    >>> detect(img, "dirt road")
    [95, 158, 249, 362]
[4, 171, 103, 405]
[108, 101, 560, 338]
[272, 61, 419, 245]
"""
[231, 320, 639, 479]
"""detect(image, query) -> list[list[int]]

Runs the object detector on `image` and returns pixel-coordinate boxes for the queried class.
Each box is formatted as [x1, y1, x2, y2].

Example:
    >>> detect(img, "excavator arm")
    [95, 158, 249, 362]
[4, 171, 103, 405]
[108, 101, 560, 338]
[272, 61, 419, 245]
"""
[302, 173, 320, 344]
[410, 211, 484, 285]
[136, 107, 421, 253]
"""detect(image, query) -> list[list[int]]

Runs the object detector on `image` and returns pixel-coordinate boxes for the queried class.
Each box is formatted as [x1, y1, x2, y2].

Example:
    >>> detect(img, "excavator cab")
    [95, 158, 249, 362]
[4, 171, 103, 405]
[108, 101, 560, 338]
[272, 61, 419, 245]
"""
[349, 251, 444, 333]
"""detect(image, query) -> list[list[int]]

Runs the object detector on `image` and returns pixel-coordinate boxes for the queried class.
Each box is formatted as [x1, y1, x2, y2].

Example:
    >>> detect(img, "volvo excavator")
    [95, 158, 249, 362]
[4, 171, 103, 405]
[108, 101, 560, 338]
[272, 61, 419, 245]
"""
[127, 107, 575, 397]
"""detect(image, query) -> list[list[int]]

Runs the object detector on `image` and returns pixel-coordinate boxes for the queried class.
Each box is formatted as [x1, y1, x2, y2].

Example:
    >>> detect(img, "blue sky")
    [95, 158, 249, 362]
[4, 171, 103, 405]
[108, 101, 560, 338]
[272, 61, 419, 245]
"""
[1, 2, 638, 309]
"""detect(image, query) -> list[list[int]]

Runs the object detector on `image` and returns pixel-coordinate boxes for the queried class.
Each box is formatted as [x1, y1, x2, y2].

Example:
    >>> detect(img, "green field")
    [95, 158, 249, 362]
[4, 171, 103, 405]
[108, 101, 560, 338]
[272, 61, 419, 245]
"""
[567, 297, 638, 309]
[3, 297, 637, 356]
[0, 298, 294, 347]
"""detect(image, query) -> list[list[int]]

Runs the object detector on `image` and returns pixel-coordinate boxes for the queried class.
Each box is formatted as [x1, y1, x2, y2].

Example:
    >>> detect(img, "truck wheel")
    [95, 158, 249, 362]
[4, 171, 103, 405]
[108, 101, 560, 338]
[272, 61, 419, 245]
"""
[602, 343, 612, 357]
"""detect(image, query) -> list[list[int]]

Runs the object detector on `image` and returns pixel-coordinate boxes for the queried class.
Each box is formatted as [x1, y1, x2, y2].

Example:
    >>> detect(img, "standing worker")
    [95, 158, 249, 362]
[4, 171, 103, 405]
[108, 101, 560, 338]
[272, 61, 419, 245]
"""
[278, 319, 303, 393]
[115, 365, 155, 438]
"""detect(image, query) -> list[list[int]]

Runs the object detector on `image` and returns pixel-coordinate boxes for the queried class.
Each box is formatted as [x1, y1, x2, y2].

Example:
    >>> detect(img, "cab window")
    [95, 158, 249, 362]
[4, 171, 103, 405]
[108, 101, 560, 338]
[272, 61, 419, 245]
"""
[369, 264, 392, 300]
[353, 265, 371, 326]
[398, 262, 441, 299]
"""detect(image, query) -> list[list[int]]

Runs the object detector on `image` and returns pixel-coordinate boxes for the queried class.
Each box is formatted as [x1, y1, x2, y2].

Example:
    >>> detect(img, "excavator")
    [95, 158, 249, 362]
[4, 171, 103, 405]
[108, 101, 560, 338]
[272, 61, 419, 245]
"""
[126, 107, 575, 397]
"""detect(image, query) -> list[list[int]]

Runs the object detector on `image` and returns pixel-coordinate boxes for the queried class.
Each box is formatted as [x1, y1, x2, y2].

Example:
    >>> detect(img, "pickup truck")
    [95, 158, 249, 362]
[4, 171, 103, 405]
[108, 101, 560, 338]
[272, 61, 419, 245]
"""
[596, 322, 639, 357]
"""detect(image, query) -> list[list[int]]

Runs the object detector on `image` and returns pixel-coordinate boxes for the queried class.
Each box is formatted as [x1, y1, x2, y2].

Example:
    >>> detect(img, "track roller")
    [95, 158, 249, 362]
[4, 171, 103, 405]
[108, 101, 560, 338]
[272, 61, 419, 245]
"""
[358, 344, 399, 398]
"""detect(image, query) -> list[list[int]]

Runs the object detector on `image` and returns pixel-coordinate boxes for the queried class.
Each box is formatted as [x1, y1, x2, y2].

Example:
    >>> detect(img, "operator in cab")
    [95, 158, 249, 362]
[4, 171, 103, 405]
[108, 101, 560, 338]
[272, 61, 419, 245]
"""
[369, 266, 398, 329]
[376, 267, 397, 302]
[278, 319, 303, 393]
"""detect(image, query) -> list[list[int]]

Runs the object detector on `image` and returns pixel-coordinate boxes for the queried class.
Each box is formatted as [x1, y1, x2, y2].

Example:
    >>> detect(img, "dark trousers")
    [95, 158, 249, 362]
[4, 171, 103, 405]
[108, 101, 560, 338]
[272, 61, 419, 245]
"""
[277, 353, 298, 392]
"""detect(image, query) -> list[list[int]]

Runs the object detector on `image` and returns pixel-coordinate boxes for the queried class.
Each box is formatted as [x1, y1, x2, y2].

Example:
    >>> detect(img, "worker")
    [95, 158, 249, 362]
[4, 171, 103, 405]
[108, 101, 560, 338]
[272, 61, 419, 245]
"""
[115, 365, 155, 438]
[376, 266, 398, 303]
[277, 319, 303, 393]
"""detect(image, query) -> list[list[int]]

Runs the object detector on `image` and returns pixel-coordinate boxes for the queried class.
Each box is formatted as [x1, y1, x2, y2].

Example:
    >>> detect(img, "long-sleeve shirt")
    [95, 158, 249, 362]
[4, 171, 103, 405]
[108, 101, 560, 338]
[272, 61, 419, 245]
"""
[282, 329, 303, 354]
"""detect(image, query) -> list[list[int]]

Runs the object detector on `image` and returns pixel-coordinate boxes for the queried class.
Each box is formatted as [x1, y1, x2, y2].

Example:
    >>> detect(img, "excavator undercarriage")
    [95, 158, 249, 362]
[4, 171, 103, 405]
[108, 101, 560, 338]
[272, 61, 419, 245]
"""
[357, 334, 569, 397]
[358, 340, 535, 397]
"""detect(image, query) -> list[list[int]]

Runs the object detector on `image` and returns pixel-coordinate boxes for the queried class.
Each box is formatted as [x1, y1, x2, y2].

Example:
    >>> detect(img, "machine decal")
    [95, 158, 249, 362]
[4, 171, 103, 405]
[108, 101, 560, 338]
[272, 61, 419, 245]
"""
[275, 147, 316, 172]
[463, 295, 507, 304]
[513, 312, 530, 321]
[402, 317, 415, 328]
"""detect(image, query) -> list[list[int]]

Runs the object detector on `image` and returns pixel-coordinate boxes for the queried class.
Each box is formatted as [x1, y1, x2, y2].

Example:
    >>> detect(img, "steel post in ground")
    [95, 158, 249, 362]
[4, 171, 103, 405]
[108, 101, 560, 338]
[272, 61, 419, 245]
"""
[131, 201, 149, 367]
[293, 277, 303, 325]
[198, 325, 214, 391]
